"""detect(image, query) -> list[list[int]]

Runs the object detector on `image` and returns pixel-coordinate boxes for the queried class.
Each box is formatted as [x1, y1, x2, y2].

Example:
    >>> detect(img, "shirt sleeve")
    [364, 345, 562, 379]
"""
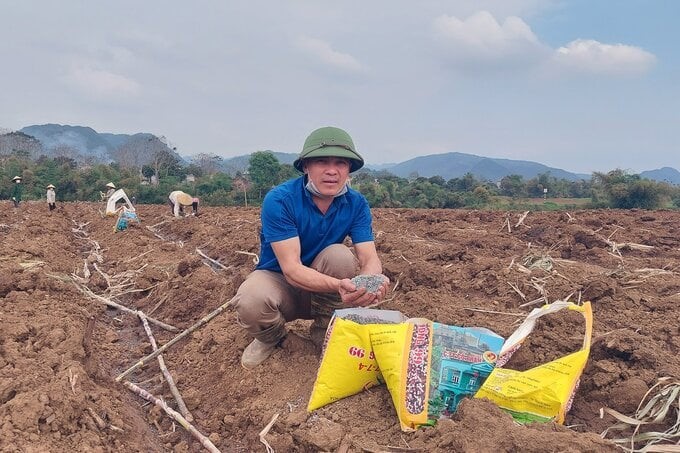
[349, 195, 375, 244]
[260, 191, 299, 243]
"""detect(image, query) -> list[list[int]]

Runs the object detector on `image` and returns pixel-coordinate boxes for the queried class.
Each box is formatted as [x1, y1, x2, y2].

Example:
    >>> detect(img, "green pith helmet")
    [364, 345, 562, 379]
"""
[293, 126, 364, 173]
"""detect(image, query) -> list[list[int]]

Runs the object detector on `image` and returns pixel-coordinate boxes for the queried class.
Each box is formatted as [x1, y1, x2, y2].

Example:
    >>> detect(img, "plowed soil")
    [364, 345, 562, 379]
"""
[2, 202, 679, 452]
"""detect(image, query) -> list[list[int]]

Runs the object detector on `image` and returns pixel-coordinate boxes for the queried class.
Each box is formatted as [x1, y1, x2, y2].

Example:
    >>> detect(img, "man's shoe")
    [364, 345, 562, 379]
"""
[241, 339, 277, 369]
[309, 315, 332, 351]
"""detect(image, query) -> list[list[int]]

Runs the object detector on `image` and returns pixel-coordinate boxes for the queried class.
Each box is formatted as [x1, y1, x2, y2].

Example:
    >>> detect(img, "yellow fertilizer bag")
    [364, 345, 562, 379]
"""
[474, 301, 593, 424]
[370, 319, 504, 431]
[307, 308, 406, 411]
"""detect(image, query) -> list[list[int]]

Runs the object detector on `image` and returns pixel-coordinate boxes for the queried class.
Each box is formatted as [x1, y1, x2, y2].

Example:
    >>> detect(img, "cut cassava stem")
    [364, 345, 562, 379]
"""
[116, 297, 234, 382]
[72, 280, 179, 333]
[122, 381, 219, 453]
[138, 311, 193, 422]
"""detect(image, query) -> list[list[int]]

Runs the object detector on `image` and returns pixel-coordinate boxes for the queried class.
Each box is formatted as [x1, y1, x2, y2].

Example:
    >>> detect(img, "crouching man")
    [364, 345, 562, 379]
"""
[232, 126, 390, 369]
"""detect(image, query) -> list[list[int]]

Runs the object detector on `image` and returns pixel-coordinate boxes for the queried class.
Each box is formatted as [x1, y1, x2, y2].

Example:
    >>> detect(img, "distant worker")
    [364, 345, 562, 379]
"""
[191, 197, 200, 216]
[168, 190, 194, 217]
[105, 182, 116, 199]
[46, 184, 56, 211]
[11, 176, 23, 208]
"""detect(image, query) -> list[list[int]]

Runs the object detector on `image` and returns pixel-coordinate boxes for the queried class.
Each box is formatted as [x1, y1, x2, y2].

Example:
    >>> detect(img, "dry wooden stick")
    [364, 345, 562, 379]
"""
[116, 297, 235, 382]
[515, 210, 530, 228]
[507, 281, 527, 300]
[519, 297, 547, 308]
[92, 263, 113, 288]
[259, 413, 279, 453]
[116, 283, 160, 297]
[138, 311, 194, 422]
[85, 407, 123, 433]
[72, 280, 179, 333]
[86, 407, 107, 430]
[82, 260, 91, 279]
[82, 316, 95, 357]
[196, 248, 229, 270]
[148, 293, 169, 316]
[147, 219, 171, 229]
[122, 249, 153, 263]
[122, 381, 219, 453]
[235, 250, 259, 265]
[463, 307, 526, 317]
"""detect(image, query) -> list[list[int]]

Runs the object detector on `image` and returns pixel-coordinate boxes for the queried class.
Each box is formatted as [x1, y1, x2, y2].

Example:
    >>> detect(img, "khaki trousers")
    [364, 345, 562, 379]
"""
[232, 244, 358, 342]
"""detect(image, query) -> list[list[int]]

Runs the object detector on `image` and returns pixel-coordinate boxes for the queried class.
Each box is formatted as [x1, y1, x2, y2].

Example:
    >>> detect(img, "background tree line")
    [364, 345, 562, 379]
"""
[1, 148, 679, 210]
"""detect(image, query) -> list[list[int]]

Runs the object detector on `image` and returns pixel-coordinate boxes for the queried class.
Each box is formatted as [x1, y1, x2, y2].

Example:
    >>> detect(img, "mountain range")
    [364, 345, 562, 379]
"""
[4, 124, 679, 184]
[14, 124, 183, 166]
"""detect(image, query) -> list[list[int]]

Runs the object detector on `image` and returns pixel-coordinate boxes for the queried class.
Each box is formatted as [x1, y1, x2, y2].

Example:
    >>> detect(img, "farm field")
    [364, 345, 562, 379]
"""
[1, 202, 679, 452]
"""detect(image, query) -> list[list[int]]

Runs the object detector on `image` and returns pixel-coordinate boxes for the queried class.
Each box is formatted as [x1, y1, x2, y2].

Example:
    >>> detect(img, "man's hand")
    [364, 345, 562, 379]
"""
[338, 274, 391, 308]
[338, 278, 372, 307]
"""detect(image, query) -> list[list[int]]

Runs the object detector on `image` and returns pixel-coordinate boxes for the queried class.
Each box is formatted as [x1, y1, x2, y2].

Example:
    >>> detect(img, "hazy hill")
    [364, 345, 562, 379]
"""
[20, 124, 119, 161]
[640, 167, 680, 185]
[381, 152, 590, 182]
[220, 151, 590, 182]
[18, 124, 183, 165]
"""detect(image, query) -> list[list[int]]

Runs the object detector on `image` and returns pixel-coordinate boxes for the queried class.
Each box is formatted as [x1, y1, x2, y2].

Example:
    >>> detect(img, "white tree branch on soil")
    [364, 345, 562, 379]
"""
[138, 311, 194, 422]
[259, 413, 279, 453]
[116, 297, 235, 382]
[196, 248, 230, 271]
[72, 279, 179, 332]
[122, 381, 220, 453]
[463, 307, 526, 317]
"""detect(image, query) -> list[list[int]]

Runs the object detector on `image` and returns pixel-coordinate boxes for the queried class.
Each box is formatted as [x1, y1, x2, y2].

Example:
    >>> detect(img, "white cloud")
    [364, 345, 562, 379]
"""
[552, 39, 656, 75]
[432, 10, 547, 70]
[295, 36, 365, 73]
[63, 65, 141, 100]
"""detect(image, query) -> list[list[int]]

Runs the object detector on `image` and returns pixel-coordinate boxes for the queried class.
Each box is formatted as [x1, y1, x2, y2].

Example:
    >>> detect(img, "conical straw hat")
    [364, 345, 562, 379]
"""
[177, 192, 193, 206]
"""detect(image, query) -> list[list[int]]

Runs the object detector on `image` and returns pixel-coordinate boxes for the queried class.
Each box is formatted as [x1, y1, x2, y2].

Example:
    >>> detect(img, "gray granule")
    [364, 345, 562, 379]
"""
[351, 274, 386, 294]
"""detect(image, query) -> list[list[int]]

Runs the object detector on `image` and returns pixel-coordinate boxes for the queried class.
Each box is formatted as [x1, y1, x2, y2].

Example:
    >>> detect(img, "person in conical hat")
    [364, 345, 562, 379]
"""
[168, 190, 194, 217]
[46, 184, 57, 211]
[105, 182, 116, 199]
[231, 126, 389, 369]
[11, 176, 23, 208]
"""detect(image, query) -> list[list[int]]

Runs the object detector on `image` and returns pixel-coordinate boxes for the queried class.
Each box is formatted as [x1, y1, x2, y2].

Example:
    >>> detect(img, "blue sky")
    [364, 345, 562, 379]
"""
[1, 1, 677, 174]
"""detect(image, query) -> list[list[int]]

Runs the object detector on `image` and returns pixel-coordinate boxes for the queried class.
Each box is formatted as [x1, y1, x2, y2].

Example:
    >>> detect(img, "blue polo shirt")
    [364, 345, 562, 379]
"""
[256, 176, 375, 273]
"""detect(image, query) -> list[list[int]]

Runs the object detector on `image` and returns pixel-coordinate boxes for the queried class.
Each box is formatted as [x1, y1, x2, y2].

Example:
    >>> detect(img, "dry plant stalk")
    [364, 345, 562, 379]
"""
[116, 297, 235, 382]
[507, 281, 527, 300]
[122, 381, 220, 453]
[519, 296, 547, 308]
[196, 248, 230, 271]
[462, 307, 526, 317]
[259, 413, 279, 453]
[600, 377, 680, 452]
[68, 368, 78, 395]
[72, 279, 179, 333]
[235, 250, 259, 265]
[515, 210, 530, 228]
[85, 407, 122, 433]
[499, 213, 512, 233]
[138, 311, 194, 422]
